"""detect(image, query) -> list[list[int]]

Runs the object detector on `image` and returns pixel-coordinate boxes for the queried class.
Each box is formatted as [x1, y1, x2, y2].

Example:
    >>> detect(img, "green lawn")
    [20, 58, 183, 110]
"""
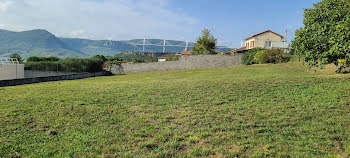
[1, 62, 350, 157]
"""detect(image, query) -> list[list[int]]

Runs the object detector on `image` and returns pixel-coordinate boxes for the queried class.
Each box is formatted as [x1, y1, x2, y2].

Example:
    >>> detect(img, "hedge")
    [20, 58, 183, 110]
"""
[24, 58, 104, 73]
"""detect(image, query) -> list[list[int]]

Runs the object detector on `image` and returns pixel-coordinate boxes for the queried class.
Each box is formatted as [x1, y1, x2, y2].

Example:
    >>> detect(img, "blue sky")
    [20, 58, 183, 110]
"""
[0, 0, 320, 48]
[167, 0, 321, 47]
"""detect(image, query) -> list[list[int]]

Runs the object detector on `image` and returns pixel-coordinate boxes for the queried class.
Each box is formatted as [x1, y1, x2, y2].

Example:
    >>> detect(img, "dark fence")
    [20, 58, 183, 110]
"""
[0, 72, 106, 87]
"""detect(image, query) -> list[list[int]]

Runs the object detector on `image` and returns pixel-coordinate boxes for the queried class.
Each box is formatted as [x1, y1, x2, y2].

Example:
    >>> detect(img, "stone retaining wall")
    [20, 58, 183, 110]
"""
[111, 54, 242, 73]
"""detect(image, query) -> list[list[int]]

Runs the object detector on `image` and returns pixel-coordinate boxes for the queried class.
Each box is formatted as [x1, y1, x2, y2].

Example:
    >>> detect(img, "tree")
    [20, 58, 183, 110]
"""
[91, 55, 108, 62]
[27, 56, 61, 62]
[192, 28, 217, 55]
[292, 0, 350, 72]
[10, 53, 23, 63]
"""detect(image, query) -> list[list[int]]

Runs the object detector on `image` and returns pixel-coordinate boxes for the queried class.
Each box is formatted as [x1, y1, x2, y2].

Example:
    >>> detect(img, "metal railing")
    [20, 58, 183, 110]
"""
[0, 58, 19, 65]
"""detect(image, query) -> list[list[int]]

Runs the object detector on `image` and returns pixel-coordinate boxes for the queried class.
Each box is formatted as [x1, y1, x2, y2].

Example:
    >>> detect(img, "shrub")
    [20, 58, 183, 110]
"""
[25, 61, 60, 71]
[27, 56, 60, 62]
[166, 55, 179, 61]
[241, 48, 265, 65]
[24, 58, 104, 73]
[132, 56, 145, 63]
[91, 55, 107, 62]
[254, 48, 291, 64]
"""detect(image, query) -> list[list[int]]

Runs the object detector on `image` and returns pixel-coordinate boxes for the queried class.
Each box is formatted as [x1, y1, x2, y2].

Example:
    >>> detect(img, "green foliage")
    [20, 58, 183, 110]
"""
[241, 48, 265, 65]
[144, 56, 158, 63]
[24, 58, 104, 72]
[292, 0, 350, 71]
[192, 28, 217, 55]
[91, 55, 107, 62]
[0, 62, 350, 157]
[132, 56, 145, 63]
[27, 56, 60, 62]
[9, 53, 23, 63]
[109, 56, 123, 65]
[254, 48, 291, 64]
[165, 55, 180, 61]
[131, 56, 157, 63]
[189, 147, 213, 157]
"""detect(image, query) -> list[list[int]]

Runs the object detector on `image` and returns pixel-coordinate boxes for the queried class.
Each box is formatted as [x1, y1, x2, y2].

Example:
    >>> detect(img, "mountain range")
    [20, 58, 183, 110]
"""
[0, 29, 231, 58]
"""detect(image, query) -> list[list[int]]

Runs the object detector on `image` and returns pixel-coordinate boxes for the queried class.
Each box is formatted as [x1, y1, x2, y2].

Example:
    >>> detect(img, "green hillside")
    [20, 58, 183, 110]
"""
[1, 62, 349, 157]
[0, 29, 87, 58]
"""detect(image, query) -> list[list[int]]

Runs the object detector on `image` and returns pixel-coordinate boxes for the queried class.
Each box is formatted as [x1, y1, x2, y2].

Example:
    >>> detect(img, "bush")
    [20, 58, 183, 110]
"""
[24, 58, 104, 73]
[91, 55, 107, 62]
[25, 61, 60, 71]
[132, 56, 145, 63]
[27, 56, 60, 62]
[242, 48, 265, 65]
[166, 55, 179, 61]
[254, 48, 291, 64]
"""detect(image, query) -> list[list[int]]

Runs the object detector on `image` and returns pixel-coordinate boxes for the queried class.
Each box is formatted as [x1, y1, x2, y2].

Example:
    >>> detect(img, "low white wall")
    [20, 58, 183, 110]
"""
[0, 64, 25, 80]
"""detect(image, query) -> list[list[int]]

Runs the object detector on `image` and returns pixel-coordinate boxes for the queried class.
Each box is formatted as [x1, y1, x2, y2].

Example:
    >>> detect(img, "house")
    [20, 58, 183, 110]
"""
[229, 30, 291, 54]
[245, 30, 284, 49]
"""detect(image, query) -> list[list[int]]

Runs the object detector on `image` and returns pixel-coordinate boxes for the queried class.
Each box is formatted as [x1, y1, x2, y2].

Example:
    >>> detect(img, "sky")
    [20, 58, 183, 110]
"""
[0, 0, 321, 48]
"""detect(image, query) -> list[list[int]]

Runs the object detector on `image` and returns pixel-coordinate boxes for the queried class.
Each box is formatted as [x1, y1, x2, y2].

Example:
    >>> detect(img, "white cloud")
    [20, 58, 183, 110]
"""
[0, 1, 12, 13]
[0, 0, 200, 41]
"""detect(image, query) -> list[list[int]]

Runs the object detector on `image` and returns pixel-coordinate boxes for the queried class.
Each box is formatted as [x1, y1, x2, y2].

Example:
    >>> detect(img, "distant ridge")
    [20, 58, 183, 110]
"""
[0, 29, 231, 58]
[0, 29, 87, 58]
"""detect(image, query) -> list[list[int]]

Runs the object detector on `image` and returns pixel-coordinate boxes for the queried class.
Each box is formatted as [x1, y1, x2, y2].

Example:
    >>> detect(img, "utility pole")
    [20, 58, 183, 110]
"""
[163, 40, 166, 53]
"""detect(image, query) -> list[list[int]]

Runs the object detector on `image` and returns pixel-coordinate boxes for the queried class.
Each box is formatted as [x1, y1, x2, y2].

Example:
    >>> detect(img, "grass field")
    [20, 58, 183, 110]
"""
[1, 62, 350, 157]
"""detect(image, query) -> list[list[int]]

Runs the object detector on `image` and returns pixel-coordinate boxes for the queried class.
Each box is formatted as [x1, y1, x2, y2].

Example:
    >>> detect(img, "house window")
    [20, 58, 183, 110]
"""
[252, 41, 254, 48]
[265, 41, 272, 48]
[250, 41, 254, 48]
[247, 42, 249, 49]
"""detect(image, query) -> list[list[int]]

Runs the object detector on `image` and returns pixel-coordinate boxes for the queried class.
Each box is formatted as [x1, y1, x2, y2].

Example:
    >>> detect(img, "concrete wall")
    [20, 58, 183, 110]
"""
[24, 70, 75, 78]
[111, 54, 242, 74]
[0, 64, 24, 80]
[0, 72, 106, 87]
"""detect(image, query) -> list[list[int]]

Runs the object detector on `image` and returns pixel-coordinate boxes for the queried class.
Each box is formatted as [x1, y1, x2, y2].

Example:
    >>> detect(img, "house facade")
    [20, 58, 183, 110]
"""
[230, 30, 290, 54]
[245, 30, 284, 49]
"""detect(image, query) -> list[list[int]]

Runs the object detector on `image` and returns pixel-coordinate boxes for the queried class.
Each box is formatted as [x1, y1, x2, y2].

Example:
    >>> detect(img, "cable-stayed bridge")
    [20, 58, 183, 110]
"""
[107, 39, 230, 53]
